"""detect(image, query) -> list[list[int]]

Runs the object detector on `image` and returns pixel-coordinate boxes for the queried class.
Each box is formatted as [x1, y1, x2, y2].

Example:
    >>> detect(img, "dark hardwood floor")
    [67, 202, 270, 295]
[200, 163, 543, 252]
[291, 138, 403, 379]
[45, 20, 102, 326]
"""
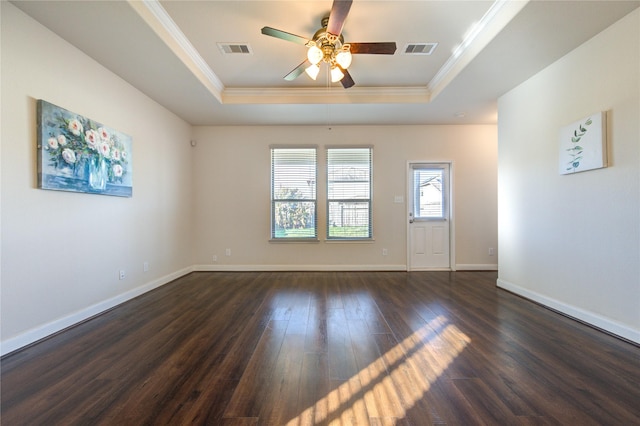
[2, 271, 639, 425]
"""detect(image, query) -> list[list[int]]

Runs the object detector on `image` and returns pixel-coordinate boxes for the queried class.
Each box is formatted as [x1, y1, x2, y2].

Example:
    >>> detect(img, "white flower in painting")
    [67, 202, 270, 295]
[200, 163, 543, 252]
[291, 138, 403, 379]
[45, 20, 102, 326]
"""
[98, 127, 110, 142]
[85, 129, 99, 150]
[98, 141, 110, 158]
[57, 134, 67, 146]
[61, 148, 76, 164]
[112, 164, 123, 177]
[47, 137, 59, 149]
[68, 118, 83, 136]
[121, 150, 128, 161]
[111, 148, 121, 161]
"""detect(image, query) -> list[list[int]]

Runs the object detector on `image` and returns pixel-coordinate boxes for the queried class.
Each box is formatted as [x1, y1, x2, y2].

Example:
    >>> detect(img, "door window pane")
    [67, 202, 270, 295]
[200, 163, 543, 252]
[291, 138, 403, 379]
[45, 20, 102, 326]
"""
[413, 168, 444, 219]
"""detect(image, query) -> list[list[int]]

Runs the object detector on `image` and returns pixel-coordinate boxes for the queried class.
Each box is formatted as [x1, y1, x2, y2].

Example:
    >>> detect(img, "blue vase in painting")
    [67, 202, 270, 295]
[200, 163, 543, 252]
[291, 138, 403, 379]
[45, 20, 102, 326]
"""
[89, 155, 107, 191]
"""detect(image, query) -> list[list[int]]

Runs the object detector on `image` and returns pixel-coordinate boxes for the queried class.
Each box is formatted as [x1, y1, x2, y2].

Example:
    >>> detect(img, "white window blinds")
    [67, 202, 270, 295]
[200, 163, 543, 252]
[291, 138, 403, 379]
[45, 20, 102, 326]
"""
[327, 147, 372, 239]
[271, 147, 317, 239]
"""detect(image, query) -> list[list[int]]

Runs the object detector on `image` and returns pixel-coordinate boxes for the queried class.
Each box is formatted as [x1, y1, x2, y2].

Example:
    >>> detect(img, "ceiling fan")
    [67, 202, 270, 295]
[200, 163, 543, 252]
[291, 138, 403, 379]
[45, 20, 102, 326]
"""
[261, 0, 396, 89]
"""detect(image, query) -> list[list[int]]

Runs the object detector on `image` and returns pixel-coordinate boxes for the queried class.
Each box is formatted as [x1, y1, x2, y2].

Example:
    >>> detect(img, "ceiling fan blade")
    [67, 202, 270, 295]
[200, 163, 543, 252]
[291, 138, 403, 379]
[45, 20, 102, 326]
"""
[338, 66, 355, 89]
[349, 42, 397, 55]
[261, 27, 312, 46]
[284, 59, 312, 81]
[326, 0, 353, 37]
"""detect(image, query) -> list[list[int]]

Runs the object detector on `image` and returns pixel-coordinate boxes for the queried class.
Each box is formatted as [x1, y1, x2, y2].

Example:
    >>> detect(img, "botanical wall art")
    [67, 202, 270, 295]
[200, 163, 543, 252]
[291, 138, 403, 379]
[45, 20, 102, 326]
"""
[559, 111, 607, 175]
[37, 100, 132, 197]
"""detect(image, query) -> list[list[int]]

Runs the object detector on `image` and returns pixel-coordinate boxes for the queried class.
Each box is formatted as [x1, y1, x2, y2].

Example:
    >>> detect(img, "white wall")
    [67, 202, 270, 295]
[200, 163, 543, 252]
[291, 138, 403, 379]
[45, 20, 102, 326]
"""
[1, 3, 195, 354]
[191, 125, 497, 270]
[497, 9, 640, 343]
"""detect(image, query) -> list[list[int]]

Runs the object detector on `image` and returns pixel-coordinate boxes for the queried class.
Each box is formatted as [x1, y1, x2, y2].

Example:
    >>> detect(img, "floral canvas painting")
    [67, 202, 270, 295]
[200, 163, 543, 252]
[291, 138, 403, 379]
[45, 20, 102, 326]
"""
[37, 100, 132, 197]
[559, 111, 607, 175]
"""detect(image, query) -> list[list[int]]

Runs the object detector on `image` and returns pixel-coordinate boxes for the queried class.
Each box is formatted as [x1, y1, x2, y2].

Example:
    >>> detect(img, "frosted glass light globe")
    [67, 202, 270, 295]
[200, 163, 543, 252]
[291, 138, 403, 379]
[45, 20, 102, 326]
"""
[307, 45, 323, 65]
[305, 64, 320, 80]
[330, 66, 344, 82]
[335, 50, 352, 69]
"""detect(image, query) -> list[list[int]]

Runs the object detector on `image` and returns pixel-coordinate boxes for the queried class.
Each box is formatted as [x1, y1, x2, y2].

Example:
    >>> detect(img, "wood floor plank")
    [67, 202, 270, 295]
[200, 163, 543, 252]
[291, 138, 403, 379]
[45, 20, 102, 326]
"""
[304, 302, 328, 353]
[347, 319, 404, 419]
[452, 377, 520, 424]
[219, 417, 260, 426]
[373, 332, 445, 425]
[2, 271, 639, 425]
[326, 308, 360, 381]
[255, 332, 306, 425]
[223, 320, 290, 418]
[429, 377, 491, 425]
[292, 352, 331, 425]
[326, 377, 372, 425]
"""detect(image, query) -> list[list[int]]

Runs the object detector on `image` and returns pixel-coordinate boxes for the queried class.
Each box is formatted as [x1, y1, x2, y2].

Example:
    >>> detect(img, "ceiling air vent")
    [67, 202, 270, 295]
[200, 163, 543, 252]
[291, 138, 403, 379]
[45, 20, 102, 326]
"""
[403, 43, 438, 55]
[217, 43, 253, 55]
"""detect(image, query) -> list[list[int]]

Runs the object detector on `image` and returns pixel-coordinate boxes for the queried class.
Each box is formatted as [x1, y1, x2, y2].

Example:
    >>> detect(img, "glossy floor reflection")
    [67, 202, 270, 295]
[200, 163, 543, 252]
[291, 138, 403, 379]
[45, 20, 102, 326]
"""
[2, 271, 639, 425]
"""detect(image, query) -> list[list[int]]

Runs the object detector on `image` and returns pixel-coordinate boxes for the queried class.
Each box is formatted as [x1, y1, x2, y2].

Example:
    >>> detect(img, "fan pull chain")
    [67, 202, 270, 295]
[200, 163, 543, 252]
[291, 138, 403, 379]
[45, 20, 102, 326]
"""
[325, 67, 332, 131]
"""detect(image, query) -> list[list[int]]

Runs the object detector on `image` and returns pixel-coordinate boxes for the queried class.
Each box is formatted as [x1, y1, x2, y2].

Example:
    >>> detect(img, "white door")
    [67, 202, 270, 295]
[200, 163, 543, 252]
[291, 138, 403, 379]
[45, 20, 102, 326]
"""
[407, 163, 451, 270]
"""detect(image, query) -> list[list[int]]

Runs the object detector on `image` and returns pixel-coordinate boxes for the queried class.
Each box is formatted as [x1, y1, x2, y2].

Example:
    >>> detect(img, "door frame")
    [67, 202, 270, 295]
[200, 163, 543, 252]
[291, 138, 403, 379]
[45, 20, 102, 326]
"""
[406, 161, 456, 271]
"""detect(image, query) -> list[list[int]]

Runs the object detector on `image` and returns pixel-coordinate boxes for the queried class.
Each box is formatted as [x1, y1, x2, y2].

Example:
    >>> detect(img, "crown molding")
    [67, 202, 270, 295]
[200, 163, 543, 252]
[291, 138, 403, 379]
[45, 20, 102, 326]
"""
[428, 0, 529, 100]
[128, 0, 225, 102]
[222, 86, 431, 105]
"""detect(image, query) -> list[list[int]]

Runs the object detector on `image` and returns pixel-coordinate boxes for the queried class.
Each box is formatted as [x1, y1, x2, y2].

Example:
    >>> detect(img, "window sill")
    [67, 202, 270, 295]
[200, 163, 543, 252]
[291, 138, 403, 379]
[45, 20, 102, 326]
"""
[324, 238, 375, 243]
[268, 238, 375, 244]
[269, 238, 320, 243]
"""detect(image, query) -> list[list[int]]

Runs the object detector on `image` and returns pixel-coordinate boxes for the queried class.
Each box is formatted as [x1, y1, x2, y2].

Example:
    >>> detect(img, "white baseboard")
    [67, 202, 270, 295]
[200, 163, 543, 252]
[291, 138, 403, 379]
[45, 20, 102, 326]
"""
[194, 264, 408, 272]
[1, 266, 194, 357]
[195, 264, 499, 272]
[497, 278, 640, 344]
[456, 264, 498, 271]
[408, 267, 453, 271]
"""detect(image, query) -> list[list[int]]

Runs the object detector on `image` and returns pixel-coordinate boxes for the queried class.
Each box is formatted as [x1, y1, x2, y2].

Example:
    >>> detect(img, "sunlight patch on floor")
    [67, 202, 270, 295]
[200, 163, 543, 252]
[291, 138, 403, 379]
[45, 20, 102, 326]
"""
[287, 316, 470, 425]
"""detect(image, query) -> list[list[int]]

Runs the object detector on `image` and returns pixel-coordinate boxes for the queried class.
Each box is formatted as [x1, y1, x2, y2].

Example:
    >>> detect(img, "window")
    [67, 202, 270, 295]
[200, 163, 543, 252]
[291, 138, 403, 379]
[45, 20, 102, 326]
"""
[412, 166, 447, 220]
[271, 147, 317, 240]
[327, 147, 372, 239]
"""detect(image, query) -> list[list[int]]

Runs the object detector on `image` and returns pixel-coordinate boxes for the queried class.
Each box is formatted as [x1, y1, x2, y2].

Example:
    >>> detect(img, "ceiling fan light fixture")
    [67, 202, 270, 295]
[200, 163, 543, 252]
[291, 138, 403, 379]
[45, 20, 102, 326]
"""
[335, 49, 352, 69]
[261, 1, 397, 89]
[307, 45, 323, 65]
[330, 65, 344, 82]
[305, 64, 320, 80]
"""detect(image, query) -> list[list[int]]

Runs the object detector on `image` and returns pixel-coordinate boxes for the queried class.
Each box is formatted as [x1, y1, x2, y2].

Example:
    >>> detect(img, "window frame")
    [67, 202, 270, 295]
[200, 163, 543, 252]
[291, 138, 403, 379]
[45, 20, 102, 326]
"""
[270, 145, 318, 242]
[326, 146, 373, 241]
[411, 164, 449, 222]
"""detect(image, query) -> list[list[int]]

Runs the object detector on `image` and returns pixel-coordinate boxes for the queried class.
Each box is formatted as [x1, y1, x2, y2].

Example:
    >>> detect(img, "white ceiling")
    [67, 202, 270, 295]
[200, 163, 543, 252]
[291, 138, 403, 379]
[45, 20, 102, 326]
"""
[11, 0, 640, 126]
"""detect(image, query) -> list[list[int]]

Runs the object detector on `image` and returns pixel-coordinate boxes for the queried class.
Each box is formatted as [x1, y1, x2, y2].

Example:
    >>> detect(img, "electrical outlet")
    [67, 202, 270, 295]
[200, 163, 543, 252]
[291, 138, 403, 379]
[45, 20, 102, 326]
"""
[212, 255, 218, 262]
[225, 248, 231, 256]
[143, 262, 149, 272]
[382, 248, 388, 256]
[119, 270, 125, 280]
[489, 248, 495, 256]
